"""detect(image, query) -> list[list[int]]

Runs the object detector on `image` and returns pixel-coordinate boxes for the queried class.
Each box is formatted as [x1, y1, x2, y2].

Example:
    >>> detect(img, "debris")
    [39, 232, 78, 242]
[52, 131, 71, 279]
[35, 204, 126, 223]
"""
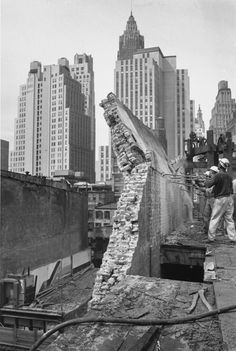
[187, 288, 213, 314]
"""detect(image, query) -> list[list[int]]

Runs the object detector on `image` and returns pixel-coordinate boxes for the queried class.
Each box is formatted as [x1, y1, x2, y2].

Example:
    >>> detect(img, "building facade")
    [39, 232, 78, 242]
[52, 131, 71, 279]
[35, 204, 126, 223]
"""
[0, 140, 9, 171]
[176, 69, 191, 156]
[195, 105, 205, 138]
[209, 80, 236, 143]
[96, 145, 111, 182]
[10, 57, 94, 181]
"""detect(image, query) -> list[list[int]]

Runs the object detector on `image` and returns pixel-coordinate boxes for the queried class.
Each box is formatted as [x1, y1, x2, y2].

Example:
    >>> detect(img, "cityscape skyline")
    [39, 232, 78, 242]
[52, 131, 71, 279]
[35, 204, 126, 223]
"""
[1, 0, 236, 157]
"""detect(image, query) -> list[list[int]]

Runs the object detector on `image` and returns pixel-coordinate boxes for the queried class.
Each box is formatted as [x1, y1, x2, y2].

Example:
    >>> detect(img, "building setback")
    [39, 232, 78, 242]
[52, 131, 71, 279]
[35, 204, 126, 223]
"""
[209, 80, 236, 143]
[114, 12, 191, 160]
[10, 57, 94, 181]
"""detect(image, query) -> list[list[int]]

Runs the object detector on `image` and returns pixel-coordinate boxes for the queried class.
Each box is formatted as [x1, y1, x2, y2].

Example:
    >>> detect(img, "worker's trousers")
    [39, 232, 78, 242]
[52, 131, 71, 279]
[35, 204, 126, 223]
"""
[203, 198, 214, 232]
[208, 195, 236, 241]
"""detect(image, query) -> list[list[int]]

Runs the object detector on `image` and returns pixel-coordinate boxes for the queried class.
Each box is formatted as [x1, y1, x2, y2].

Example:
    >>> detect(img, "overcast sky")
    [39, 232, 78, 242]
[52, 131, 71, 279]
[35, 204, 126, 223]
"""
[1, 0, 236, 155]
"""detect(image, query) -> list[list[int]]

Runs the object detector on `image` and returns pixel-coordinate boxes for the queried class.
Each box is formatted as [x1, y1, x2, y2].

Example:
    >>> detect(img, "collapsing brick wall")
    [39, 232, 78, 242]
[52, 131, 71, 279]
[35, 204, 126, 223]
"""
[90, 93, 192, 308]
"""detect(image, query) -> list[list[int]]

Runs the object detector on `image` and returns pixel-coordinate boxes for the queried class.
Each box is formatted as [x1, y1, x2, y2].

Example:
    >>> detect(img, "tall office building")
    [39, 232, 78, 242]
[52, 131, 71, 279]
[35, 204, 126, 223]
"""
[195, 105, 205, 138]
[190, 100, 195, 132]
[114, 12, 190, 160]
[96, 145, 111, 182]
[209, 80, 236, 143]
[176, 69, 191, 156]
[10, 58, 94, 181]
[70, 54, 95, 182]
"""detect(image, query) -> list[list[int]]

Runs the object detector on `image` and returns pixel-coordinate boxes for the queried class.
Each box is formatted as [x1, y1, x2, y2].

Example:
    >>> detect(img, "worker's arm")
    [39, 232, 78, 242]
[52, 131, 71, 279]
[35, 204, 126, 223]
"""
[205, 177, 216, 188]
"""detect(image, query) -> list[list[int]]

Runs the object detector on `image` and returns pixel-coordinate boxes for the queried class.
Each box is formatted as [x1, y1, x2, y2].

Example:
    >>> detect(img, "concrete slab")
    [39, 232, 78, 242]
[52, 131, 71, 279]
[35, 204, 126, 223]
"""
[213, 243, 236, 351]
[45, 276, 223, 350]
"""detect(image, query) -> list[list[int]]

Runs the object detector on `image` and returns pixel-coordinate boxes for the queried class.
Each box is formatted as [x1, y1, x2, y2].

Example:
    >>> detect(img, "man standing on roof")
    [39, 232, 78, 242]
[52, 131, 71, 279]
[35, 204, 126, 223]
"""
[205, 158, 236, 242]
[203, 166, 219, 233]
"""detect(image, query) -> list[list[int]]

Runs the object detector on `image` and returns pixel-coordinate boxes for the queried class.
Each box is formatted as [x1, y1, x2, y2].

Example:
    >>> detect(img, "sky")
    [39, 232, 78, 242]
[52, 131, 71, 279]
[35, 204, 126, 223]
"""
[1, 0, 236, 156]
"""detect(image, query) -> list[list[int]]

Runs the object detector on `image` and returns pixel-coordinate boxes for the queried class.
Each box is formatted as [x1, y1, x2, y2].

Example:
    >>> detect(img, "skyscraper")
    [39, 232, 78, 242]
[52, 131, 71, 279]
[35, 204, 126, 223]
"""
[176, 69, 191, 156]
[209, 80, 236, 143]
[70, 54, 95, 182]
[10, 57, 94, 181]
[114, 13, 190, 160]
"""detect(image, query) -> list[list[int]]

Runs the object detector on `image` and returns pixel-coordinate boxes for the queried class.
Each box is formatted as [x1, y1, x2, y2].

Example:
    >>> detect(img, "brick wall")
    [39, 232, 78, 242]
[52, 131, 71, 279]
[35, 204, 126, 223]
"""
[90, 94, 193, 309]
[0, 171, 88, 278]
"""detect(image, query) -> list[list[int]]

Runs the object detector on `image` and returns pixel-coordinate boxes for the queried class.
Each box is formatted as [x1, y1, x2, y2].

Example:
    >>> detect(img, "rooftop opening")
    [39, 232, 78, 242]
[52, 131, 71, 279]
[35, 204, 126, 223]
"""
[160, 244, 206, 283]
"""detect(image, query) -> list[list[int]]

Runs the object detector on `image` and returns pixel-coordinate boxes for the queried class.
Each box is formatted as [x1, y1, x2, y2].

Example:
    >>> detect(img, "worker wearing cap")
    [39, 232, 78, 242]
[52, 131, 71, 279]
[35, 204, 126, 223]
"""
[203, 166, 219, 233]
[205, 158, 236, 242]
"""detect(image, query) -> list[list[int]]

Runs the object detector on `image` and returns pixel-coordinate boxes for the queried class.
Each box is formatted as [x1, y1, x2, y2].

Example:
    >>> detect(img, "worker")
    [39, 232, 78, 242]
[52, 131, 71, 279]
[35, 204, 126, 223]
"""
[203, 166, 219, 233]
[205, 158, 236, 242]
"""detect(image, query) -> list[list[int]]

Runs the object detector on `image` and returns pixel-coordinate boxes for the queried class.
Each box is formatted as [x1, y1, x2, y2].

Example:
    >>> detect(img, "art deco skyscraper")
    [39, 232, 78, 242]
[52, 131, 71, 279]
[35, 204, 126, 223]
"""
[10, 58, 94, 181]
[114, 12, 179, 160]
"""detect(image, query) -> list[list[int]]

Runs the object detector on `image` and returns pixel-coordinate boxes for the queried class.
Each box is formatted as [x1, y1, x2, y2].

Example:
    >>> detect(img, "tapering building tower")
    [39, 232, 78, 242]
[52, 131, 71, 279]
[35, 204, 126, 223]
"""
[10, 58, 93, 181]
[195, 105, 205, 138]
[209, 80, 236, 143]
[118, 12, 144, 60]
[114, 13, 177, 160]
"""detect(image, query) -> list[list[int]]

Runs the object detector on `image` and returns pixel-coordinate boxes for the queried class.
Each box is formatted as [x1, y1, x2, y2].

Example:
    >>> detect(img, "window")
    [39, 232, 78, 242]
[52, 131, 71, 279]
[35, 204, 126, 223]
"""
[96, 211, 103, 219]
[104, 211, 110, 219]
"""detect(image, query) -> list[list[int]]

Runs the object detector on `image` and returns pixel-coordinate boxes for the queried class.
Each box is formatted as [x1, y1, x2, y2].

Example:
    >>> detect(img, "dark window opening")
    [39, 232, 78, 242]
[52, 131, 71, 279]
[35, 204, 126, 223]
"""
[161, 263, 204, 283]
